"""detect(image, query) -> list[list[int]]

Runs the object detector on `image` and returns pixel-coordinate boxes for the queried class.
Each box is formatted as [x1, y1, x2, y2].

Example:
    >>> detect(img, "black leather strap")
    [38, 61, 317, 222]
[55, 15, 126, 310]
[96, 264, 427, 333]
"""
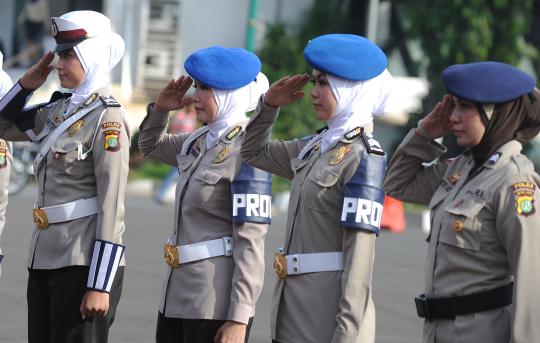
[415, 283, 513, 319]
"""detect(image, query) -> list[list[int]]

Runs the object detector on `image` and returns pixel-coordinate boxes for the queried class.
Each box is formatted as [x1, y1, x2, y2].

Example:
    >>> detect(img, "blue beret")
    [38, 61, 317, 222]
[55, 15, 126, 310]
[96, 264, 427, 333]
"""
[184, 46, 261, 90]
[442, 62, 536, 103]
[303, 34, 387, 81]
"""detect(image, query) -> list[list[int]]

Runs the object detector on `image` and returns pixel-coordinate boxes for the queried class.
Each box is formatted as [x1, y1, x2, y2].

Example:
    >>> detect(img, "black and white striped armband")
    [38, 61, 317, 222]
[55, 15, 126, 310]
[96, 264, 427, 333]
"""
[87, 240, 125, 293]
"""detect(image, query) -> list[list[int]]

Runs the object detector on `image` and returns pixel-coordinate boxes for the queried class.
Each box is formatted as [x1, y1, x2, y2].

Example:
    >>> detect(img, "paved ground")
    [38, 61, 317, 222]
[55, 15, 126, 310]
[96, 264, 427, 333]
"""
[0, 185, 426, 342]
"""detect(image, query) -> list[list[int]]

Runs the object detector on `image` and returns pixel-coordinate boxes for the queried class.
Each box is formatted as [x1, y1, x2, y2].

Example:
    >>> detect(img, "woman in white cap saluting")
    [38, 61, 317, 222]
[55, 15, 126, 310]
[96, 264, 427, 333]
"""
[138, 46, 271, 343]
[384, 61, 540, 342]
[0, 51, 13, 278]
[241, 34, 393, 343]
[0, 10, 129, 343]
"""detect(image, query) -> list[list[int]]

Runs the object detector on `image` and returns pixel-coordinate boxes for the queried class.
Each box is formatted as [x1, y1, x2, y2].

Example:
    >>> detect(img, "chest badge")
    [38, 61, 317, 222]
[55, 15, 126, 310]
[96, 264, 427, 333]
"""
[329, 145, 351, 165]
[447, 171, 462, 185]
[68, 119, 86, 137]
[54, 114, 62, 124]
[214, 147, 230, 163]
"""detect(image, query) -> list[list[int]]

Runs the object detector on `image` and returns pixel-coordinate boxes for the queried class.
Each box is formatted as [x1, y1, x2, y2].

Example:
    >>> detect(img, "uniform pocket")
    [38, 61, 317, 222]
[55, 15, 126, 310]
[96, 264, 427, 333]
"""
[438, 198, 485, 251]
[303, 168, 341, 213]
[193, 170, 228, 209]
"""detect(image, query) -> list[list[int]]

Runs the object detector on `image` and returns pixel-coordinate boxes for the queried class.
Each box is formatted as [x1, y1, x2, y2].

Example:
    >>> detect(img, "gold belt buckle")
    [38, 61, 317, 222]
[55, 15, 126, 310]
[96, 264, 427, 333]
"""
[274, 253, 287, 279]
[164, 244, 179, 268]
[33, 208, 49, 230]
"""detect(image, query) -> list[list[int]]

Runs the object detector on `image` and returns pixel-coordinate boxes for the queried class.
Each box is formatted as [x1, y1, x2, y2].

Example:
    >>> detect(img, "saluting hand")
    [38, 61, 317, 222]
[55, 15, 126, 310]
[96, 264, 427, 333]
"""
[264, 74, 309, 108]
[154, 76, 194, 113]
[214, 321, 247, 343]
[19, 52, 55, 90]
[418, 94, 455, 140]
[80, 290, 110, 319]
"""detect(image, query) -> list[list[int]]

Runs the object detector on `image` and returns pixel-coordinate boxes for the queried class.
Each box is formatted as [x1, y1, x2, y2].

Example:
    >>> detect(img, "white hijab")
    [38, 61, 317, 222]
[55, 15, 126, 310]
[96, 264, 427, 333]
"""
[319, 69, 393, 153]
[0, 52, 13, 97]
[63, 14, 125, 115]
[207, 72, 269, 147]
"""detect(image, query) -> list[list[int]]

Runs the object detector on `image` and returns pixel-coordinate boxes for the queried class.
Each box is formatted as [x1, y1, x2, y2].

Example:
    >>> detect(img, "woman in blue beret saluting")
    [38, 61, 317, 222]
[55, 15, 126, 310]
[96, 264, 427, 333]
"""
[241, 34, 393, 343]
[384, 61, 540, 342]
[138, 46, 272, 343]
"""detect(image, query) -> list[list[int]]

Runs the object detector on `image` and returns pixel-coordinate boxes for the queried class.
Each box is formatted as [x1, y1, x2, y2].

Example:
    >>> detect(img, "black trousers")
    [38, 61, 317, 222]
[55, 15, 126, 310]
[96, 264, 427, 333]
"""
[156, 312, 254, 343]
[27, 266, 124, 343]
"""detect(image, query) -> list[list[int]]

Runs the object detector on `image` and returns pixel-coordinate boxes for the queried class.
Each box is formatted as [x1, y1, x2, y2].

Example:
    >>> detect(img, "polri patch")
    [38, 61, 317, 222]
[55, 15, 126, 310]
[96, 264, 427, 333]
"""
[513, 182, 536, 216]
[0, 142, 7, 169]
[102, 122, 122, 130]
[104, 130, 121, 152]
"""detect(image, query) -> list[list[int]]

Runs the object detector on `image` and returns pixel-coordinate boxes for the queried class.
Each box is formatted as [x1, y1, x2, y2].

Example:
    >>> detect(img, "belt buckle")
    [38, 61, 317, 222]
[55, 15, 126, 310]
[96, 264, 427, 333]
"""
[273, 253, 287, 279]
[33, 208, 49, 230]
[415, 294, 430, 318]
[164, 244, 179, 268]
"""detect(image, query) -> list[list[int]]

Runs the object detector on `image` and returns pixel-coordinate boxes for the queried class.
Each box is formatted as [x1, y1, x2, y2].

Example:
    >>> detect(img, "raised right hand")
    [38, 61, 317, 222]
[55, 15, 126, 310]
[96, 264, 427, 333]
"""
[264, 74, 309, 108]
[154, 76, 193, 113]
[418, 94, 455, 140]
[19, 52, 55, 90]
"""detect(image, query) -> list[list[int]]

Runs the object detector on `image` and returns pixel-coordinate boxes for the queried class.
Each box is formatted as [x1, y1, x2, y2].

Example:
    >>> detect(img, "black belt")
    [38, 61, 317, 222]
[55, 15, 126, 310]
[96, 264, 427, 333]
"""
[415, 283, 513, 319]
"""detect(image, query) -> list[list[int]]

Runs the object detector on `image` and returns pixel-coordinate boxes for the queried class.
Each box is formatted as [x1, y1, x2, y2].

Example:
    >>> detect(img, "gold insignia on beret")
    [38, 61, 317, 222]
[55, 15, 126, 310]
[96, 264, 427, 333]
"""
[214, 147, 230, 163]
[68, 119, 86, 137]
[164, 244, 179, 268]
[226, 126, 242, 140]
[329, 145, 351, 165]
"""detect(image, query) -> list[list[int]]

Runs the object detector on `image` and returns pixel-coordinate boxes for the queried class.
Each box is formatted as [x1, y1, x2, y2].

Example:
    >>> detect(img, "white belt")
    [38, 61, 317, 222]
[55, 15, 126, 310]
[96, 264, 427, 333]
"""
[33, 197, 98, 229]
[274, 251, 343, 278]
[176, 236, 233, 264]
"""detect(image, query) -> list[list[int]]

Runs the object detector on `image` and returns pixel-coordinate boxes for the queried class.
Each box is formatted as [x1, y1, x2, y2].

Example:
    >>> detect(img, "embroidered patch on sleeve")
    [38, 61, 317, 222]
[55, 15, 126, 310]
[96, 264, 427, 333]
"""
[104, 130, 121, 152]
[512, 182, 536, 216]
[102, 122, 122, 130]
[0, 141, 8, 169]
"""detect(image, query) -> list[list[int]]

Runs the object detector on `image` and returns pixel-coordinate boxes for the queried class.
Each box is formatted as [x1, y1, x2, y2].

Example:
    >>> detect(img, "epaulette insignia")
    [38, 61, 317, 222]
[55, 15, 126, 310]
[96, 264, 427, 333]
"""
[214, 147, 230, 163]
[512, 182, 536, 216]
[68, 119, 86, 137]
[104, 130, 121, 152]
[83, 93, 99, 106]
[226, 126, 242, 140]
[329, 145, 351, 165]
[0, 145, 7, 169]
[100, 96, 121, 107]
[345, 127, 363, 140]
[447, 171, 462, 186]
[361, 131, 385, 155]
[487, 152, 501, 165]
[300, 134, 315, 141]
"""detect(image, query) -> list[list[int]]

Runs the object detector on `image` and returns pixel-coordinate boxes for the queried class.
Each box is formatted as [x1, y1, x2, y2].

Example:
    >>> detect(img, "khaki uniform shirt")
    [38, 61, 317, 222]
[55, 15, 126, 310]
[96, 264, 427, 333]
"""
[384, 129, 540, 343]
[0, 84, 129, 274]
[138, 105, 268, 325]
[0, 139, 11, 275]
[241, 100, 378, 343]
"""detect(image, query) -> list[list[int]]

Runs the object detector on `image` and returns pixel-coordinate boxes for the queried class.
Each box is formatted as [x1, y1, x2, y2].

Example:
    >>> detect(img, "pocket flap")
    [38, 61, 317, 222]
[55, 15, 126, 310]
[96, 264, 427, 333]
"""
[307, 169, 340, 187]
[195, 170, 222, 185]
[445, 198, 485, 218]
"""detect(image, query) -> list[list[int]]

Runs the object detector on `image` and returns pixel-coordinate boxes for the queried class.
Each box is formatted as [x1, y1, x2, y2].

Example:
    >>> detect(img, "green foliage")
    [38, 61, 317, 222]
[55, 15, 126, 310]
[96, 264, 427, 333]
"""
[402, 0, 534, 101]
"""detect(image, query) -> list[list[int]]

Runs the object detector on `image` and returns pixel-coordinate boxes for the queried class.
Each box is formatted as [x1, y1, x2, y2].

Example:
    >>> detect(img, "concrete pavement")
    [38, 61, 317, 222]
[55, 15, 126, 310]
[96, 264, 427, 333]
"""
[0, 185, 426, 342]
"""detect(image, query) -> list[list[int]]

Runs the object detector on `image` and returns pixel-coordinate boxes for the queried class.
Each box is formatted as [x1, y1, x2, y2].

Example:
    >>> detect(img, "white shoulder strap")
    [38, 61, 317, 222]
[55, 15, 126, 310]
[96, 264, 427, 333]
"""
[33, 101, 103, 175]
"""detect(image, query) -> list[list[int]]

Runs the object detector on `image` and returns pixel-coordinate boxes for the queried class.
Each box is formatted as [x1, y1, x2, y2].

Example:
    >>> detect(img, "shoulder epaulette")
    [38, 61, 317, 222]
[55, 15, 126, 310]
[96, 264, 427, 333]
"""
[361, 131, 385, 156]
[100, 95, 121, 108]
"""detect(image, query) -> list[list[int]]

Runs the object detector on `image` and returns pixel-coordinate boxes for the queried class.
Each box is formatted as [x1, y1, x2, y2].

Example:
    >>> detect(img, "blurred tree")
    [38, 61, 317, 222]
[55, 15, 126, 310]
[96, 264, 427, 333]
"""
[401, 0, 535, 155]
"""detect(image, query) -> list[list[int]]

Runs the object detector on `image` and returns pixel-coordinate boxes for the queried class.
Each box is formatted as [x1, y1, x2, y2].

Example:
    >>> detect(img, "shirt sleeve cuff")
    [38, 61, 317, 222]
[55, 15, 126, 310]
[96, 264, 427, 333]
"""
[87, 240, 125, 293]
[227, 302, 254, 325]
